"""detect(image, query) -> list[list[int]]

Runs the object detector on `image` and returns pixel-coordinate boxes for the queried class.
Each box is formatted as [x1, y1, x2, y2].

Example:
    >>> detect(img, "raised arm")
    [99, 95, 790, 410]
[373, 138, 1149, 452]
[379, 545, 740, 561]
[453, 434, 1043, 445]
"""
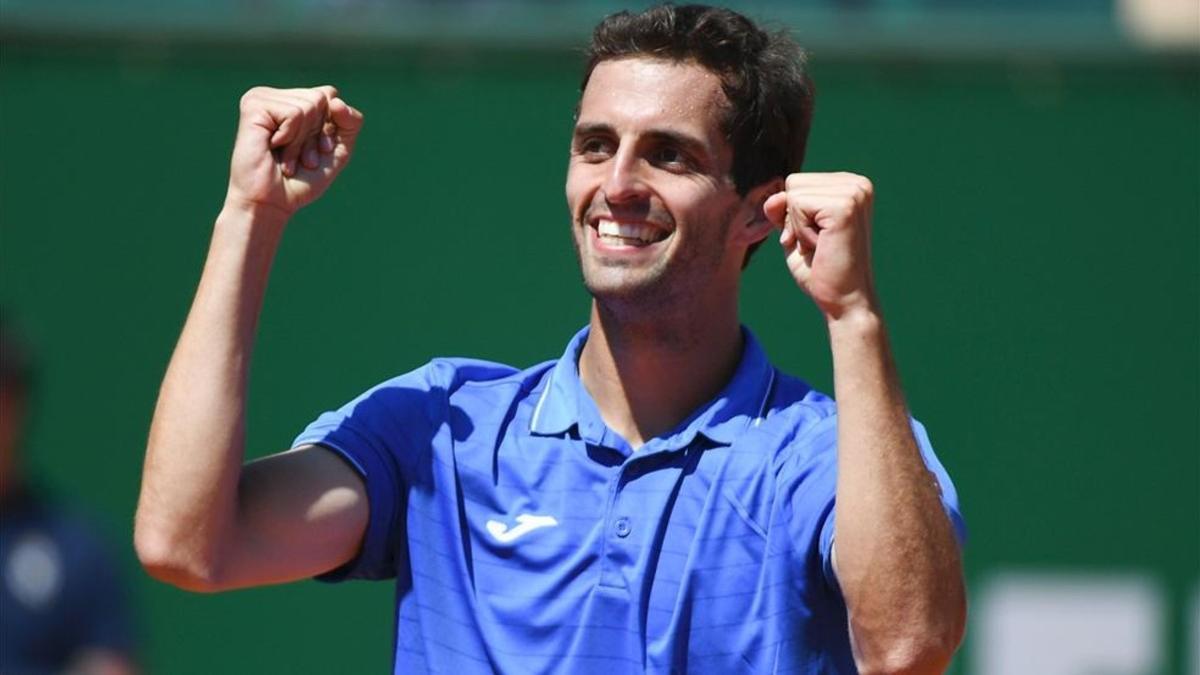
[134, 86, 367, 592]
[765, 174, 966, 674]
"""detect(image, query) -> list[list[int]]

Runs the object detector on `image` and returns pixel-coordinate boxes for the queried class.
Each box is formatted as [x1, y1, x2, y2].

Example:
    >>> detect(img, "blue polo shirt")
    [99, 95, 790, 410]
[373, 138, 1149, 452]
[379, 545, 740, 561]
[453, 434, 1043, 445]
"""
[294, 326, 964, 674]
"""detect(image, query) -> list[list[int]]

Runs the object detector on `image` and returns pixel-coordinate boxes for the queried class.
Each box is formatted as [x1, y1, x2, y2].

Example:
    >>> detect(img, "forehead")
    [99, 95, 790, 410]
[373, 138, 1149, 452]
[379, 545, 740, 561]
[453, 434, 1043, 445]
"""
[578, 58, 729, 142]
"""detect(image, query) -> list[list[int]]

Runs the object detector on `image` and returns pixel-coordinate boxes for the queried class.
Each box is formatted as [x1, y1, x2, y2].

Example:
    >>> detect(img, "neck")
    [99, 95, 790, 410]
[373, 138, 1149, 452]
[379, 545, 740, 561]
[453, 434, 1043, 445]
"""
[578, 294, 742, 448]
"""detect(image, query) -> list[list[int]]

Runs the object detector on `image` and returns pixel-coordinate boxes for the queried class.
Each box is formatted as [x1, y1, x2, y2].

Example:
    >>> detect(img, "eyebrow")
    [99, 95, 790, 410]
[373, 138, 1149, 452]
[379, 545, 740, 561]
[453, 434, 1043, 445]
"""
[572, 122, 712, 159]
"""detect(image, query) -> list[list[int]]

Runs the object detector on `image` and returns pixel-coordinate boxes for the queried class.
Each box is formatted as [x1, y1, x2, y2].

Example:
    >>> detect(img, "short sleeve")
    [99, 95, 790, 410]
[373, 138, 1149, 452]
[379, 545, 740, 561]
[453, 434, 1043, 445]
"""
[788, 415, 967, 594]
[292, 361, 452, 581]
[780, 415, 841, 592]
[909, 419, 968, 545]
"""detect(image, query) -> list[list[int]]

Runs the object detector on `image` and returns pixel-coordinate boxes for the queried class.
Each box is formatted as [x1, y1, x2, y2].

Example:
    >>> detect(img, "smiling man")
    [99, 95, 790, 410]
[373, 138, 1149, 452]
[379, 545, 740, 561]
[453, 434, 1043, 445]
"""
[135, 4, 966, 673]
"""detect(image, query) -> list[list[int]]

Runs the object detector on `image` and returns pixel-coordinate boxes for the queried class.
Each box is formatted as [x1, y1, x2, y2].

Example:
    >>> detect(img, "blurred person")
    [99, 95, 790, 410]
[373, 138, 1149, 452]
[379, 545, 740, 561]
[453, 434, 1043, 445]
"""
[0, 317, 138, 675]
[135, 4, 966, 673]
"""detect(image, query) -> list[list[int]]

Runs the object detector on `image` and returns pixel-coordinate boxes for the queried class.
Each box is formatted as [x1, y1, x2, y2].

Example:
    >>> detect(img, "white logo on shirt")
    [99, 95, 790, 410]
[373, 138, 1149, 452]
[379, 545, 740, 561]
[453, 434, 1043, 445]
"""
[486, 514, 559, 543]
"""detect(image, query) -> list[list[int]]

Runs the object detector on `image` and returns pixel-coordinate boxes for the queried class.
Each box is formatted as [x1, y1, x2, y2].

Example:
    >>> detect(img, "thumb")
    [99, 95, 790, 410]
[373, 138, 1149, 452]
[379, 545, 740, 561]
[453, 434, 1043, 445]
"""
[762, 191, 789, 227]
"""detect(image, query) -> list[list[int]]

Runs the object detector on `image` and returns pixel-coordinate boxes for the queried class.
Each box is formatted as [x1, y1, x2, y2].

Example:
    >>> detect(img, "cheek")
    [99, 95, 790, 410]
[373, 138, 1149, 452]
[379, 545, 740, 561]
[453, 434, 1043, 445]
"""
[673, 188, 738, 234]
[564, 172, 590, 219]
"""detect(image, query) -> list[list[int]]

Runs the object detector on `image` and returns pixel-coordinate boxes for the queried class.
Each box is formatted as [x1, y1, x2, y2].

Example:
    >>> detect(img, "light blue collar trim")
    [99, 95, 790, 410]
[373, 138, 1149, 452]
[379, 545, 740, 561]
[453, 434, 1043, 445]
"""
[529, 326, 776, 449]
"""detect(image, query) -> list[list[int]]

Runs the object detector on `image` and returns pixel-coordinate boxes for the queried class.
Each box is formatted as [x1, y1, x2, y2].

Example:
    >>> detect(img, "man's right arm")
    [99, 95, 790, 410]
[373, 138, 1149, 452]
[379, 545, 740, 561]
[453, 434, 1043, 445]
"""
[134, 86, 367, 592]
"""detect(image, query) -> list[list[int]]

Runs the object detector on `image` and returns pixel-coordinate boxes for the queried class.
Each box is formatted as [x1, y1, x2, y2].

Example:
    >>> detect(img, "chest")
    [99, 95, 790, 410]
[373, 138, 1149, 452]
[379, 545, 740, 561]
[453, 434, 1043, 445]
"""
[425, 430, 790, 637]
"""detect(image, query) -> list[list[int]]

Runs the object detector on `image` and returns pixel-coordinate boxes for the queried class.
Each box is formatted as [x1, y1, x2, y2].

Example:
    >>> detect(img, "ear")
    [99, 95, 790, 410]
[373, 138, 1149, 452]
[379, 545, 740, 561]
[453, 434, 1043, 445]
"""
[733, 177, 786, 248]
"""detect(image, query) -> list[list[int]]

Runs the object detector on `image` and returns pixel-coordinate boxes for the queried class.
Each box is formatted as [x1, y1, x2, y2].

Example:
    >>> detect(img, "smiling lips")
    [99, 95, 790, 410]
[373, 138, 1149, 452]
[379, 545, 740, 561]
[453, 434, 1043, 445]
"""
[594, 218, 670, 247]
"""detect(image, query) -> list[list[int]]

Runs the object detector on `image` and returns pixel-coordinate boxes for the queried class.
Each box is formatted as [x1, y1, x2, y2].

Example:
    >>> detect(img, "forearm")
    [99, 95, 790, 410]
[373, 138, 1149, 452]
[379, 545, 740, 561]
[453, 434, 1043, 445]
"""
[134, 203, 287, 590]
[829, 307, 965, 674]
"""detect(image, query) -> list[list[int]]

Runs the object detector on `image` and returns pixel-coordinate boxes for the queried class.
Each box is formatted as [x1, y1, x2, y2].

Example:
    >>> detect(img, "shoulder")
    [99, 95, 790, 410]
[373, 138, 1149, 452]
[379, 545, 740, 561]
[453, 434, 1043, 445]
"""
[742, 370, 841, 488]
[341, 357, 537, 404]
[424, 356, 553, 396]
[330, 357, 555, 422]
[763, 371, 838, 445]
[299, 357, 555, 434]
[428, 358, 557, 428]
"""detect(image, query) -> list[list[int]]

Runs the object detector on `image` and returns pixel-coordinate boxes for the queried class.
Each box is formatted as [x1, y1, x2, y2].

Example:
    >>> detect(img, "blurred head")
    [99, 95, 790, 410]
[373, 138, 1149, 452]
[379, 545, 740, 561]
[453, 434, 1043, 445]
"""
[0, 315, 33, 497]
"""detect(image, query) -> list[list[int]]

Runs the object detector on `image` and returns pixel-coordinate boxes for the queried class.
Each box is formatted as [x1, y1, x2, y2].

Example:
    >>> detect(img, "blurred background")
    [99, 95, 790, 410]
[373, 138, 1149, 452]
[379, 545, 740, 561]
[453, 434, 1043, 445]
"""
[1, 0, 1196, 673]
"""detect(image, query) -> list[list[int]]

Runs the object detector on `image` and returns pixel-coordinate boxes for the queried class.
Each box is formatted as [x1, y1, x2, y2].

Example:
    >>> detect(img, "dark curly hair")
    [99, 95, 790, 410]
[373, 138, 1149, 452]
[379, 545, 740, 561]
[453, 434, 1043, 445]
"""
[581, 4, 815, 196]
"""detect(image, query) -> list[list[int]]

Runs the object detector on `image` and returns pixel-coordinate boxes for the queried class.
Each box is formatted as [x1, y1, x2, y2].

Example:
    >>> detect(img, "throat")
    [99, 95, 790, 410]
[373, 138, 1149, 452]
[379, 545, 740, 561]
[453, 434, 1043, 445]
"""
[579, 309, 743, 447]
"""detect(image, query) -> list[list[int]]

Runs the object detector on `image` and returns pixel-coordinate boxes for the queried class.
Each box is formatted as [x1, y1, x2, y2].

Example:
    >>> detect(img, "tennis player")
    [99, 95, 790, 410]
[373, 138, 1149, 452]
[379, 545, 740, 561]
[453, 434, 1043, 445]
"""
[136, 5, 966, 673]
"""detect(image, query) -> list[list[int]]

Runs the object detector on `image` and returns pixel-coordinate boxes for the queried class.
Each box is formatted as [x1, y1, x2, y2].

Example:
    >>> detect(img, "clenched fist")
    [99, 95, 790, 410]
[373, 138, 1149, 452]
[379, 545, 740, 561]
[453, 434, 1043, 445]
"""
[225, 85, 364, 219]
[763, 172, 879, 320]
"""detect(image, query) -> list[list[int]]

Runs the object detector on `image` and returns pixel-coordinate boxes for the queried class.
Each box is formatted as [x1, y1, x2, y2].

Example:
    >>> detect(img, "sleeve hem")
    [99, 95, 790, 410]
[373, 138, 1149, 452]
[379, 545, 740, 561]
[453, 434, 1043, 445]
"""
[294, 432, 399, 582]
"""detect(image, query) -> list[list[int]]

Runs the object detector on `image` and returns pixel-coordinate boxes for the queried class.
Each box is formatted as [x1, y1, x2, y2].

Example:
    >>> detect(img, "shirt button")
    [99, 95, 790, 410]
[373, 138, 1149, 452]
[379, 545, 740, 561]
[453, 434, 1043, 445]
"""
[614, 517, 631, 538]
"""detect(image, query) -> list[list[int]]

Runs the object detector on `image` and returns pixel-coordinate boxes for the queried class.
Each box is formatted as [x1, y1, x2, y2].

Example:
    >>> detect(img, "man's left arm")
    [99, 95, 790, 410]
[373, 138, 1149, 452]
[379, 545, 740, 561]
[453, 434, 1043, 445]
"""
[764, 173, 966, 675]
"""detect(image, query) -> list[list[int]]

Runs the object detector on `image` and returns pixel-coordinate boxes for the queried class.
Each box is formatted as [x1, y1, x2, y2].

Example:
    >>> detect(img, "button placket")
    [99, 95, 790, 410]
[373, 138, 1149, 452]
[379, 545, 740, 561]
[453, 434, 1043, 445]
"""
[597, 457, 648, 589]
[596, 443, 693, 590]
[614, 517, 631, 537]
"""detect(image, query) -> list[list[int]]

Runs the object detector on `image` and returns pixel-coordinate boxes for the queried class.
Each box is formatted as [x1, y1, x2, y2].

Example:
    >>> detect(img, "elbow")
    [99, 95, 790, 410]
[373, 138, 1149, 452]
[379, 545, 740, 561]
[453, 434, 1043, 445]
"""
[133, 521, 226, 593]
[854, 600, 967, 675]
[855, 637, 960, 675]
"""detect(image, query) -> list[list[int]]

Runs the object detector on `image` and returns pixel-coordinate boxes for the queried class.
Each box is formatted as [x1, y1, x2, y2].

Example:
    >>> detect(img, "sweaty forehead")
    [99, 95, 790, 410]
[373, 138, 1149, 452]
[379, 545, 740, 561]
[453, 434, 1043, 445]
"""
[578, 58, 729, 141]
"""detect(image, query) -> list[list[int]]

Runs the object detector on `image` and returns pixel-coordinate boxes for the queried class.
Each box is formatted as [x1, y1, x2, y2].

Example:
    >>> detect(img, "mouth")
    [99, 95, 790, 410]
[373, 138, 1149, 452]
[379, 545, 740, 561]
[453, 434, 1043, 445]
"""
[589, 217, 671, 249]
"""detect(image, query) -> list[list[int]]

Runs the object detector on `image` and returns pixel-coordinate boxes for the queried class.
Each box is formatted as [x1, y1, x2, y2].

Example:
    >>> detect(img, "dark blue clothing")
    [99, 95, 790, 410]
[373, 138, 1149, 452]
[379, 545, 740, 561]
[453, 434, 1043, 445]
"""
[296, 327, 965, 674]
[0, 488, 136, 675]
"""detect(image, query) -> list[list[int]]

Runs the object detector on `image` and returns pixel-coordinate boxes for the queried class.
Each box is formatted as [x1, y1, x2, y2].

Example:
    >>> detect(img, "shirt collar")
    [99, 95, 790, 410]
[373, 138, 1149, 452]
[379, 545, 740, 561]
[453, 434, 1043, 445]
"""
[528, 326, 590, 438]
[529, 325, 776, 449]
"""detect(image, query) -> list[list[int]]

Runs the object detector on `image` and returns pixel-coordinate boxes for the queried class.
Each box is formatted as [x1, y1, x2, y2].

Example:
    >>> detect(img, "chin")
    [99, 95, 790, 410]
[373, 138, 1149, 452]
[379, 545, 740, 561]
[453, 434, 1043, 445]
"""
[581, 265, 680, 312]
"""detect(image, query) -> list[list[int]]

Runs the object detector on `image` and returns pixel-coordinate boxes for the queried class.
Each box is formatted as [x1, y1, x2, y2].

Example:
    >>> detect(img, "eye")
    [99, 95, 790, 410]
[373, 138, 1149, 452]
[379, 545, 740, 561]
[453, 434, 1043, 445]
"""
[651, 145, 691, 170]
[575, 136, 614, 161]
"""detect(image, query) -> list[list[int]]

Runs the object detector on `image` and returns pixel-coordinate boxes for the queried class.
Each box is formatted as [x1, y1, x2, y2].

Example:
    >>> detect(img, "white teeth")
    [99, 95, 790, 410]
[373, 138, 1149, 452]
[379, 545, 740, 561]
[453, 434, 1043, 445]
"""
[596, 219, 664, 244]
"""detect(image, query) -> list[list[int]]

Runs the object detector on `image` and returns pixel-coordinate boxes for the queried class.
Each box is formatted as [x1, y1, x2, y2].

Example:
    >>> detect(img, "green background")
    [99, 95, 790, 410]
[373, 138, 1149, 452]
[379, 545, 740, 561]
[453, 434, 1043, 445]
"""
[1, 39, 1197, 673]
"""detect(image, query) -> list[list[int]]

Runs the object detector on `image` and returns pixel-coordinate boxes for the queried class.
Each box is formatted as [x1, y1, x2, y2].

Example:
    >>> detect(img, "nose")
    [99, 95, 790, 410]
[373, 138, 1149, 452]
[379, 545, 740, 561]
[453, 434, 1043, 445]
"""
[602, 148, 650, 204]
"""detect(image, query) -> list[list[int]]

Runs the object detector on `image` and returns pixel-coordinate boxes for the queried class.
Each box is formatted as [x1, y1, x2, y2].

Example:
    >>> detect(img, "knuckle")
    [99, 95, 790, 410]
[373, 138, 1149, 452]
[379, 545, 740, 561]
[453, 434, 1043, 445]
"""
[290, 98, 311, 117]
[239, 87, 263, 110]
[285, 101, 307, 119]
[857, 176, 874, 196]
[306, 89, 328, 109]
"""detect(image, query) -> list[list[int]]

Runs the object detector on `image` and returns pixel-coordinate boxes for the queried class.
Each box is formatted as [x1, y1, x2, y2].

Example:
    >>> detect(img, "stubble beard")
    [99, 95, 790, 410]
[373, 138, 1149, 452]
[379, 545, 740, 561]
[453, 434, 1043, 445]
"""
[570, 213, 734, 321]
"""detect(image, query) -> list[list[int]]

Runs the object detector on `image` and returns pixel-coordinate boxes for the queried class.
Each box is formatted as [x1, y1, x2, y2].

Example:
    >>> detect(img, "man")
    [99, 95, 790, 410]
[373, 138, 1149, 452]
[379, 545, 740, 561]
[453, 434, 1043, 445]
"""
[135, 5, 966, 673]
[1, 316, 139, 675]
